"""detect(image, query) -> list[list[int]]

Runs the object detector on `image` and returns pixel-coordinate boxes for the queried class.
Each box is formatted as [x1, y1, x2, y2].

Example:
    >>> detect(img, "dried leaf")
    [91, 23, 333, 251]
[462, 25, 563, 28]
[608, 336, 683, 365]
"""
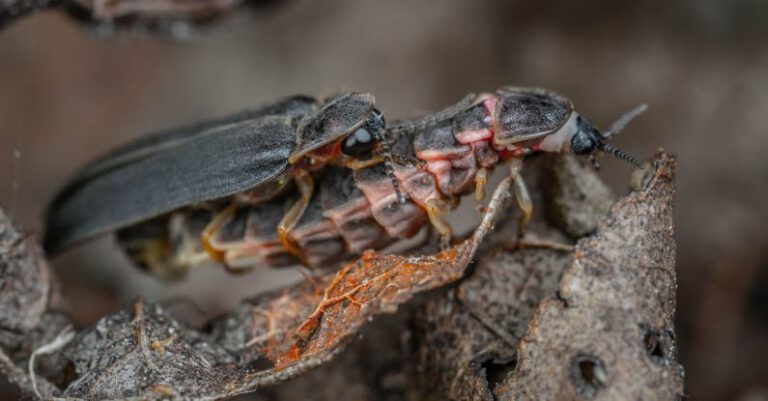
[0, 153, 684, 401]
[0, 171, 513, 400]
[495, 153, 684, 400]
[408, 152, 684, 401]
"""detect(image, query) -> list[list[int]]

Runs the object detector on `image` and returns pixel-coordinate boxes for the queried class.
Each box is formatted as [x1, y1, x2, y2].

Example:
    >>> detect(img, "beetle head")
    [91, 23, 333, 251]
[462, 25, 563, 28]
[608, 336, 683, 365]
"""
[341, 108, 385, 160]
[339, 108, 407, 204]
[569, 105, 647, 169]
[570, 116, 602, 155]
[291, 93, 375, 164]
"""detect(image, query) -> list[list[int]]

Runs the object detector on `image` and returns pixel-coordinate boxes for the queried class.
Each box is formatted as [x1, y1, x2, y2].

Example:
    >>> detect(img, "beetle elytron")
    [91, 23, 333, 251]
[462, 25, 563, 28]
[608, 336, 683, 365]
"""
[44, 87, 645, 279]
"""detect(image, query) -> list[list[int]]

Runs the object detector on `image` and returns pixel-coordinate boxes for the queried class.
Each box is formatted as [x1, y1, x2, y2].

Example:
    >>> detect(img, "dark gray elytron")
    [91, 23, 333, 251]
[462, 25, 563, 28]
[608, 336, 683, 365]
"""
[44, 87, 644, 279]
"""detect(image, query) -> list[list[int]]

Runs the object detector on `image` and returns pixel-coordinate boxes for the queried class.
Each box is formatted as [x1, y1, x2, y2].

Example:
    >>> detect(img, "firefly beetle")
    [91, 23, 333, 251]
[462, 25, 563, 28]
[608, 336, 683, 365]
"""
[44, 87, 645, 279]
[44, 93, 397, 270]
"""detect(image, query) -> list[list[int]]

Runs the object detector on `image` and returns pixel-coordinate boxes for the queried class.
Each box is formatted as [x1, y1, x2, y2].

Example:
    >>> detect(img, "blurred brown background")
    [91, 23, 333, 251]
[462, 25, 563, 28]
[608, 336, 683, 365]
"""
[1, 1, 767, 400]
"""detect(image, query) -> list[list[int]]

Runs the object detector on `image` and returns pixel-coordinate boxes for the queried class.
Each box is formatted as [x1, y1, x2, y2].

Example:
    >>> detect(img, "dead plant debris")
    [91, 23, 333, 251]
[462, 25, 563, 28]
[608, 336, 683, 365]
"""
[0, 153, 683, 401]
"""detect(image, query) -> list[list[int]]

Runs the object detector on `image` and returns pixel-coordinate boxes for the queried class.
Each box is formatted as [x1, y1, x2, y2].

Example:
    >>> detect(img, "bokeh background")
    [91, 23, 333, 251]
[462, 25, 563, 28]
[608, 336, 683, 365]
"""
[1, 1, 767, 400]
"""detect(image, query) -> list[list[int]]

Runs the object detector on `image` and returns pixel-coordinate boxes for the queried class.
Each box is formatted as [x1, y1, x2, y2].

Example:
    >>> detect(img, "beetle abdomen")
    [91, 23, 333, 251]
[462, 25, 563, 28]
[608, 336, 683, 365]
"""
[319, 167, 394, 254]
[117, 166, 418, 276]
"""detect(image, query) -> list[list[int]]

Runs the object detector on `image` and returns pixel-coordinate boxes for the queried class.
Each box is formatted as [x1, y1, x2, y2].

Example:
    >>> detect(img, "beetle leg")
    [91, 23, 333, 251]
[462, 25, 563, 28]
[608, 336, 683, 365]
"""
[344, 155, 384, 170]
[426, 198, 453, 248]
[277, 169, 314, 263]
[509, 157, 533, 241]
[200, 204, 238, 263]
[475, 167, 489, 202]
[505, 160, 577, 252]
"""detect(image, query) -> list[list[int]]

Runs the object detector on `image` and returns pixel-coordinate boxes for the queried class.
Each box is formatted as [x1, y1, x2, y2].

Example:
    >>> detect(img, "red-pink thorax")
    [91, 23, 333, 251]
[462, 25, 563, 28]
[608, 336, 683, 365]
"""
[413, 94, 552, 202]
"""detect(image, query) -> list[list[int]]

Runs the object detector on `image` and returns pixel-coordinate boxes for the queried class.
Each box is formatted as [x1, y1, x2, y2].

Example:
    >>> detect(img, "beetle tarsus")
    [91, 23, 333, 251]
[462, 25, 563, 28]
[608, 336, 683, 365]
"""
[201, 204, 238, 263]
[475, 167, 489, 202]
[426, 198, 453, 248]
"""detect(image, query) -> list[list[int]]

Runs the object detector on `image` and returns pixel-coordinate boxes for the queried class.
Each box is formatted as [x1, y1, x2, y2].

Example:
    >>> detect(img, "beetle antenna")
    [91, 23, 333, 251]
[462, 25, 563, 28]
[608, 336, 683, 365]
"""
[376, 129, 407, 204]
[602, 104, 647, 139]
[598, 143, 643, 168]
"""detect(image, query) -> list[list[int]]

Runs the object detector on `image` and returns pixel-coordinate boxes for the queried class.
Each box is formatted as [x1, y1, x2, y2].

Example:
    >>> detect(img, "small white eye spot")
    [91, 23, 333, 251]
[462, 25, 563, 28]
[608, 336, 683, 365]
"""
[342, 127, 376, 158]
[344, 135, 356, 147]
[354, 128, 372, 143]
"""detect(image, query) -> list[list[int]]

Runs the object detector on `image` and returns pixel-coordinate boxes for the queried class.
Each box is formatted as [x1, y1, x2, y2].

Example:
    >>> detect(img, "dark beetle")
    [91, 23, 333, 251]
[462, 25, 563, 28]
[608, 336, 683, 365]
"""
[45, 92, 394, 271]
[44, 87, 645, 279]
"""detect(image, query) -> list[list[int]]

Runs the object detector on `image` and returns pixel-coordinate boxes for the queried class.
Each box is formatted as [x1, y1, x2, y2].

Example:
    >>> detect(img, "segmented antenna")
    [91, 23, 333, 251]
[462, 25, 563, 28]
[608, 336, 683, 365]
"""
[375, 129, 407, 204]
[599, 143, 643, 168]
[597, 103, 647, 168]
[602, 104, 648, 139]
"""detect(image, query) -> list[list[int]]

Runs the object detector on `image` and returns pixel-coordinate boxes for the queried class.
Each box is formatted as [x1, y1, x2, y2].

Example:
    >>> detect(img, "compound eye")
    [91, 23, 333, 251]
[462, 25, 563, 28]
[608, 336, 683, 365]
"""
[342, 127, 375, 158]
[570, 130, 598, 155]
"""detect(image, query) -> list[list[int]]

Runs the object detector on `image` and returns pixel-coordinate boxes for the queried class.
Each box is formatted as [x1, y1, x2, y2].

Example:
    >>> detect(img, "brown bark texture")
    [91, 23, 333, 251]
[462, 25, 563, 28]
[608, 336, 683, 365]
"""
[0, 152, 683, 400]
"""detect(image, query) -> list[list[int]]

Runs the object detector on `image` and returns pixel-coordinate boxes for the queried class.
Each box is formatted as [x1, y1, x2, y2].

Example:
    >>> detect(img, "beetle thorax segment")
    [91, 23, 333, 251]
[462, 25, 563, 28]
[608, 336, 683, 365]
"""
[537, 112, 579, 153]
[488, 88, 574, 148]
